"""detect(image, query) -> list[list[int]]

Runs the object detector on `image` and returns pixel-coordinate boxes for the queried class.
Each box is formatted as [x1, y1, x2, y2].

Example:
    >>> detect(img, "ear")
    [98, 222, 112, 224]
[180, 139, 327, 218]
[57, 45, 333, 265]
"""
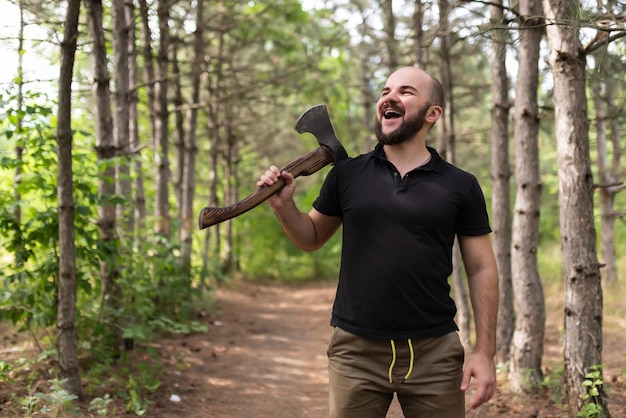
[425, 105, 443, 123]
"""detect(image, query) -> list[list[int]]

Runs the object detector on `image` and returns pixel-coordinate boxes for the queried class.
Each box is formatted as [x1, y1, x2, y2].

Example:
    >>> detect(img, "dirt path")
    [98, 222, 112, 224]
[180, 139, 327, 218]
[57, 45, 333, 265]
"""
[147, 280, 625, 418]
[149, 281, 407, 418]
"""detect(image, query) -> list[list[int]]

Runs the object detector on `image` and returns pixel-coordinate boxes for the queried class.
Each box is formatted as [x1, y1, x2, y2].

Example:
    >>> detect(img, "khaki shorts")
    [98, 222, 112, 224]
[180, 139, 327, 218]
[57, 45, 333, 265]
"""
[327, 327, 465, 418]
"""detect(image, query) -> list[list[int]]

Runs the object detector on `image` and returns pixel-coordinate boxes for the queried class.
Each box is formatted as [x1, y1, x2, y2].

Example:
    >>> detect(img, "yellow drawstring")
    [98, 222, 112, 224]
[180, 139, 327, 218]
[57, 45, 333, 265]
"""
[405, 338, 414, 380]
[388, 340, 397, 384]
[388, 339, 415, 383]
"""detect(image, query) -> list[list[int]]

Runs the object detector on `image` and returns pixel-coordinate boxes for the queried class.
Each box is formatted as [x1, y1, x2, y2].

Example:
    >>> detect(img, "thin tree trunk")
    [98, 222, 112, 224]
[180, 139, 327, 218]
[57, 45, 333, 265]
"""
[591, 77, 617, 285]
[543, 0, 608, 415]
[172, 47, 185, 216]
[591, 59, 622, 285]
[381, 0, 397, 71]
[127, 0, 146, 234]
[137, 0, 156, 235]
[209, 1, 227, 266]
[412, 0, 424, 68]
[603, 86, 624, 283]
[154, 0, 171, 238]
[509, 0, 545, 392]
[355, 8, 375, 154]
[13, 2, 25, 268]
[181, 0, 204, 280]
[489, 0, 513, 365]
[112, 0, 132, 236]
[437, 0, 471, 346]
[85, 0, 121, 355]
[56, 0, 81, 398]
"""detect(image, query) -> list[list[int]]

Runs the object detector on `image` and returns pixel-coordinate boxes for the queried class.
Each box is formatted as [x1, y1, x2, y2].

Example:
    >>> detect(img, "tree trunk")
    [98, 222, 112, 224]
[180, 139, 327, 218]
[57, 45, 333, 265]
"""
[13, 2, 25, 268]
[591, 77, 618, 285]
[437, 0, 471, 346]
[355, 7, 375, 154]
[412, 0, 424, 68]
[154, 0, 171, 238]
[112, 0, 132, 236]
[137, 0, 156, 235]
[172, 48, 185, 217]
[509, 0, 545, 393]
[56, 0, 81, 398]
[180, 0, 204, 280]
[590, 55, 622, 285]
[85, 0, 122, 355]
[127, 0, 146, 235]
[381, 0, 397, 71]
[488, 0, 513, 365]
[543, 0, 608, 415]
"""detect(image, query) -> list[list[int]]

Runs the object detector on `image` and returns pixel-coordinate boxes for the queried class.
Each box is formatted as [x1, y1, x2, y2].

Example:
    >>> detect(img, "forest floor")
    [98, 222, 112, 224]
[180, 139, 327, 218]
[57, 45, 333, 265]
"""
[1, 279, 625, 417]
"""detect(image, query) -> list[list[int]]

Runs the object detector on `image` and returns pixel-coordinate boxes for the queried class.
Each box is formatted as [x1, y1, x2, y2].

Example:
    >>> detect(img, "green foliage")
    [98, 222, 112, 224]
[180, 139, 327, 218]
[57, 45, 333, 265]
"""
[116, 351, 162, 416]
[88, 394, 115, 416]
[541, 361, 564, 406]
[1, 90, 63, 330]
[0, 360, 14, 383]
[1, 84, 213, 414]
[20, 378, 80, 418]
[577, 365, 607, 418]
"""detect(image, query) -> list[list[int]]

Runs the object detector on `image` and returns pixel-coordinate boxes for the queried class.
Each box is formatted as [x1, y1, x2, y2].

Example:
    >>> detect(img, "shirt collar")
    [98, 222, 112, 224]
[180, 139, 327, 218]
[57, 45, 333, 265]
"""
[371, 144, 445, 174]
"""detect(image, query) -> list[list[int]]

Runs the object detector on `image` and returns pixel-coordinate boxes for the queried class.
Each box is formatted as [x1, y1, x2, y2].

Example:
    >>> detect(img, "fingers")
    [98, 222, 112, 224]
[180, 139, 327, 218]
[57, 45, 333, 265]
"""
[257, 165, 281, 187]
[467, 379, 496, 409]
[461, 353, 497, 409]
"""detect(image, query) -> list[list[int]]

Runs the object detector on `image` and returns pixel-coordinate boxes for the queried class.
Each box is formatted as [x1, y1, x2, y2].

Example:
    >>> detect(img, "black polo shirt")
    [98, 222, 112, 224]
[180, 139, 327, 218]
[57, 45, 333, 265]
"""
[313, 144, 492, 340]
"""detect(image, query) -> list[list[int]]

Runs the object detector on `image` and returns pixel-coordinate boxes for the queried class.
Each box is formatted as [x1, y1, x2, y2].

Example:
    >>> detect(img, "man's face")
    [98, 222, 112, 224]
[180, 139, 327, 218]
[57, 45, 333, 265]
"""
[374, 67, 434, 145]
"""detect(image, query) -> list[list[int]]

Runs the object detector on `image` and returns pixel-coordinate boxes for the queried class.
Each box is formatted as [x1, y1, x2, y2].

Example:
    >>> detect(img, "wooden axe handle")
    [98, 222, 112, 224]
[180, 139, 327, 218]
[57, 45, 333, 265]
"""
[198, 145, 334, 229]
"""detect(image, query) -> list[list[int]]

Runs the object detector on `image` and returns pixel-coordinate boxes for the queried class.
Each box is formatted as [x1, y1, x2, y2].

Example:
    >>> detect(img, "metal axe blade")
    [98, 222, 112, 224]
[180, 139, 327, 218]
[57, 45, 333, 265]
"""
[295, 104, 348, 163]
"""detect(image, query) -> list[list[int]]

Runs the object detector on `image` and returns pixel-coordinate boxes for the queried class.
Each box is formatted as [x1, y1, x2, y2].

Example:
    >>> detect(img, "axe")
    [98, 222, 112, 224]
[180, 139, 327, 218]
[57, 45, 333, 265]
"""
[198, 104, 348, 229]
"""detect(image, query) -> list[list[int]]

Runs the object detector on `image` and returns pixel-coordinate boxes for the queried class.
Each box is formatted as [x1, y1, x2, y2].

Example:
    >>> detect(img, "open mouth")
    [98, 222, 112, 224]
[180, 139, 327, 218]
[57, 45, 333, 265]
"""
[383, 108, 403, 119]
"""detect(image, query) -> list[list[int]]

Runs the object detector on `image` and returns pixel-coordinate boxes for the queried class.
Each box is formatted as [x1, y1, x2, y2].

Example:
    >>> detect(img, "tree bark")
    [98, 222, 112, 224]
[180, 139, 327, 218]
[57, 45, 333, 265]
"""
[590, 54, 622, 285]
[436, 0, 471, 347]
[381, 0, 398, 71]
[13, 2, 25, 268]
[488, 0, 514, 365]
[127, 0, 146, 234]
[112, 0, 132, 236]
[180, 0, 204, 280]
[172, 46, 185, 217]
[85, 0, 121, 355]
[137, 0, 156, 234]
[154, 0, 171, 238]
[509, 0, 545, 392]
[412, 0, 425, 68]
[543, 0, 608, 415]
[56, 0, 81, 398]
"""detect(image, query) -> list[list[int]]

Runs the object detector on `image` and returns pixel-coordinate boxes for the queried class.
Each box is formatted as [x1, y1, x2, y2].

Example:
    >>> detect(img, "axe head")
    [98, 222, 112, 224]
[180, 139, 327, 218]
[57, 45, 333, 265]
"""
[294, 104, 348, 163]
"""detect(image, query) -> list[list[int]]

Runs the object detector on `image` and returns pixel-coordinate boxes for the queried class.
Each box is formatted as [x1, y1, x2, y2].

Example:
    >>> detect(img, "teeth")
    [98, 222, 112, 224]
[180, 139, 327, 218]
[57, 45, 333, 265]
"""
[384, 109, 402, 119]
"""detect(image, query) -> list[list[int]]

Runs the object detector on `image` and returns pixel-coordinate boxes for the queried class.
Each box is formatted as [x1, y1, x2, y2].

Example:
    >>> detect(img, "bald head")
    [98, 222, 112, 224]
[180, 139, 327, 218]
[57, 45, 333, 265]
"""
[385, 67, 445, 110]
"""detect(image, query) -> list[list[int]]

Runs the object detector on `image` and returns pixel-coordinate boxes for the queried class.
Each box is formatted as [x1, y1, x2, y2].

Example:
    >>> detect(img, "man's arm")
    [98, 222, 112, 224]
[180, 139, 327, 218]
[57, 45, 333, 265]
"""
[457, 233, 499, 409]
[257, 166, 342, 252]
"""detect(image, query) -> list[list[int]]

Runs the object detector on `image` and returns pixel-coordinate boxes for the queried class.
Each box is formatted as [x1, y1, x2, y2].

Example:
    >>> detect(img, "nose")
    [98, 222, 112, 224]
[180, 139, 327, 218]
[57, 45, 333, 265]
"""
[383, 90, 400, 103]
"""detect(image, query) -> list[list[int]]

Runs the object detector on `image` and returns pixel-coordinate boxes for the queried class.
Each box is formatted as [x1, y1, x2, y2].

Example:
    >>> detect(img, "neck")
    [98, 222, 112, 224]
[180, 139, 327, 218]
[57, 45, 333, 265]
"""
[383, 140, 431, 176]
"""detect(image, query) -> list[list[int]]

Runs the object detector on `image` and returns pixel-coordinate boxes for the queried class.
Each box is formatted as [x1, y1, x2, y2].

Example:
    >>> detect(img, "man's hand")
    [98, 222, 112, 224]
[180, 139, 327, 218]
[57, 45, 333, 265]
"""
[461, 350, 497, 409]
[257, 165, 296, 211]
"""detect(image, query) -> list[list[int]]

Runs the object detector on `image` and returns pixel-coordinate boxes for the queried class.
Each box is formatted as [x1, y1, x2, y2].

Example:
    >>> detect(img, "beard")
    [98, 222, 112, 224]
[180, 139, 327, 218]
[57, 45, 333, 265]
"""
[375, 103, 430, 145]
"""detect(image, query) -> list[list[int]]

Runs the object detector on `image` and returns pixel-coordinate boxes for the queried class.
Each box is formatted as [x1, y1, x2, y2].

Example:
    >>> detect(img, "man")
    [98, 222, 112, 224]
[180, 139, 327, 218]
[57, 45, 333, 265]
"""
[257, 66, 498, 418]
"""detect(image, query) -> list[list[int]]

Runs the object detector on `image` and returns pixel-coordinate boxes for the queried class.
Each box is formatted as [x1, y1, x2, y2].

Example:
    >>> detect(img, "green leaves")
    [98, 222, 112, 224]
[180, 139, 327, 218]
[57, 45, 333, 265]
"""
[577, 365, 606, 418]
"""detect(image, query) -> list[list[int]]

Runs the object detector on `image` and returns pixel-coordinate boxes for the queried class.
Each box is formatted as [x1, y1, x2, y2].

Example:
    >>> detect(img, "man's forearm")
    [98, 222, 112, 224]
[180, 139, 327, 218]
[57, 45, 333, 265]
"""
[468, 268, 499, 356]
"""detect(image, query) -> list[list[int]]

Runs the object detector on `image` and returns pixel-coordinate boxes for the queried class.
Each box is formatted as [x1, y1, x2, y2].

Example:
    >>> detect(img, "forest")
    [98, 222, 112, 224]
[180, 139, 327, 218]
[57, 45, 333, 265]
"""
[0, 0, 624, 416]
